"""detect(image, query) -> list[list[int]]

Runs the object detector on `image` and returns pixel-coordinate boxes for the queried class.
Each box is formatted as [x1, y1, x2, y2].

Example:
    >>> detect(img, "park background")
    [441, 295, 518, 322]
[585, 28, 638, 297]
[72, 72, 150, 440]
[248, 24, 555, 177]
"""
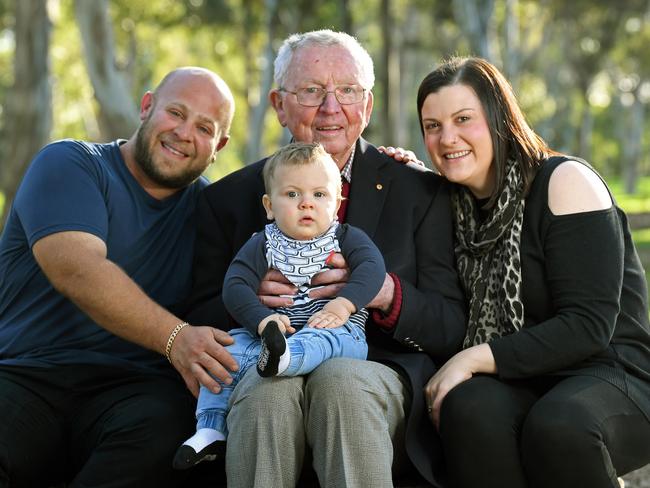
[2, 0, 650, 220]
[0, 0, 649, 484]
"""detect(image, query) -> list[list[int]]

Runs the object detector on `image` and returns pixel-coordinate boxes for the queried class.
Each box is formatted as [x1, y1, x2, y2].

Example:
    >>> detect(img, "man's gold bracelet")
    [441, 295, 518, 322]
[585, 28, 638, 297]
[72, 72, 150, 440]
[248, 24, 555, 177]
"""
[165, 321, 188, 363]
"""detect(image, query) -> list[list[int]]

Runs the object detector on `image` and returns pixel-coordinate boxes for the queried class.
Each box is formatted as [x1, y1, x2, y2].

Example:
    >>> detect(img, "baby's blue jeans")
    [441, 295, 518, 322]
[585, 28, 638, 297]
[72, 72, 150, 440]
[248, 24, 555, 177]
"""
[194, 323, 367, 436]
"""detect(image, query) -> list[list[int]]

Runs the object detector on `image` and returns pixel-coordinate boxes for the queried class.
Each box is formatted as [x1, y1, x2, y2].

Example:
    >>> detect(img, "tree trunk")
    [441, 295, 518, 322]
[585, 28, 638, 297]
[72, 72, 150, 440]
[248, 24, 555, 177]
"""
[340, 0, 353, 33]
[242, 0, 254, 143]
[74, 0, 138, 141]
[452, 0, 495, 61]
[380, 0, 396, 144]
[0, 0, 52, 228]
[623, 92, 644, 194]
[398, 3, 420, 151]
[387, 12, 400, 147]
[578, 92, 593, 164]
[503, 0, 520, 90]
[245, 0, 278, 163]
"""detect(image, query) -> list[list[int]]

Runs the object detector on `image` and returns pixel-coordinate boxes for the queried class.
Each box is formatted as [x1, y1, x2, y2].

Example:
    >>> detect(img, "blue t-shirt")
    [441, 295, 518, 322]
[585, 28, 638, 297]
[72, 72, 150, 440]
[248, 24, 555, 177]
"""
[0, 139, 206, 372]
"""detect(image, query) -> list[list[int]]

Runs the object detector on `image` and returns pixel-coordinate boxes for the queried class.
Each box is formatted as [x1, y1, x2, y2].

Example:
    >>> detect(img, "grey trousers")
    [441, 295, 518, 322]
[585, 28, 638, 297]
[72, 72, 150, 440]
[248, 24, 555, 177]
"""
[225, 357, 411, 488]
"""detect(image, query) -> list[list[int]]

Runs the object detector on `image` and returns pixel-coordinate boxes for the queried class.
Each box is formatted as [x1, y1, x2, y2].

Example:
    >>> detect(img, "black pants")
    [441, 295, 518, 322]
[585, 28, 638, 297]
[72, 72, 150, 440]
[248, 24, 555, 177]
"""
[440, 374, 650, 488]
[0, 363, 226, 488]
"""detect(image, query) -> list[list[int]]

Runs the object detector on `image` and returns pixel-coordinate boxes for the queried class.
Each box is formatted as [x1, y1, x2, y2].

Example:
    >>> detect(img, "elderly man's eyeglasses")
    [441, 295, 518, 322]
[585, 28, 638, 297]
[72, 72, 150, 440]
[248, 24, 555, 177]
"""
[279, 85, 366, 107]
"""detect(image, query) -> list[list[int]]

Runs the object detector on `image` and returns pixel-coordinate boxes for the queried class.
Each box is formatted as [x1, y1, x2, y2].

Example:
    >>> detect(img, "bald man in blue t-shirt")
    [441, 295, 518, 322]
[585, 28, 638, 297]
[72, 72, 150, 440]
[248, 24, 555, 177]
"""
[0, 67, 237, 487]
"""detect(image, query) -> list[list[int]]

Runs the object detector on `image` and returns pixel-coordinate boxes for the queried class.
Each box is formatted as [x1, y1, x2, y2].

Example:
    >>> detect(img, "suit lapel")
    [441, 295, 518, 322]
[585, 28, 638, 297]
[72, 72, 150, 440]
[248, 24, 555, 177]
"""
[346, 139, 393, 239]
[254, 160, 269, 225]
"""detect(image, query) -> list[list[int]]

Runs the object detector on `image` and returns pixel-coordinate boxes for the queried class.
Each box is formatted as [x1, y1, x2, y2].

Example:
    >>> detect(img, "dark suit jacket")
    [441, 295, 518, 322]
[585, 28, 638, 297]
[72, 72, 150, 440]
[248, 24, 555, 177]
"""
[185, 138, 467, 487]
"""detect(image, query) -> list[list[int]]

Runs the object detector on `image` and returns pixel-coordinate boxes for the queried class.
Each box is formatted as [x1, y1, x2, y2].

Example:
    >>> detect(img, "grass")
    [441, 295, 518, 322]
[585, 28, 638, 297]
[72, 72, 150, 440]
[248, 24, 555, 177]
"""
[610, 177, 650, 214]
[633, 228, 650, 248]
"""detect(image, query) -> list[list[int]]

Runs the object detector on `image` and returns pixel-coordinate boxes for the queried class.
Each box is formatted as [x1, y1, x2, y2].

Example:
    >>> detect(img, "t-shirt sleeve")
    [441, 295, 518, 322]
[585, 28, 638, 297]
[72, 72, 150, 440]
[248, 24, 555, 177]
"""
[14, 141, 109, 247]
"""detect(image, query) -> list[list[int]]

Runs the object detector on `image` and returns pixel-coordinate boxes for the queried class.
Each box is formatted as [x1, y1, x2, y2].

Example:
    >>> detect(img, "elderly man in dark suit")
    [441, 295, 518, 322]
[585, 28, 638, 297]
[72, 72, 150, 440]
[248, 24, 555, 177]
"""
[184, 30, 466, 488]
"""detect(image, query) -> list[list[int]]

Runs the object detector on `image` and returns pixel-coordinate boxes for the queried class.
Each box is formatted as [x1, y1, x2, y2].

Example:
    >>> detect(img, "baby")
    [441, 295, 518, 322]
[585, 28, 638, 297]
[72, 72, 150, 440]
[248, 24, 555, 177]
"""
[173, 142, 385, 469]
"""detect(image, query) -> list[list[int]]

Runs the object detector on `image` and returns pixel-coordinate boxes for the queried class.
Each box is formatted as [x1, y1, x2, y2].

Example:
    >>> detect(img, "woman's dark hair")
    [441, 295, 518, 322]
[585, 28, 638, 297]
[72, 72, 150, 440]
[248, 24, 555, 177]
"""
[417, 57, 552, 203]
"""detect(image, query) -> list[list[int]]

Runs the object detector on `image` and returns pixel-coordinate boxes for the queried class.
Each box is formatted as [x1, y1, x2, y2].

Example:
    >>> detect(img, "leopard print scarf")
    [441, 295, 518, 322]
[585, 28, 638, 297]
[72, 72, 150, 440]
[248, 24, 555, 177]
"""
[452, 159, 526, 348]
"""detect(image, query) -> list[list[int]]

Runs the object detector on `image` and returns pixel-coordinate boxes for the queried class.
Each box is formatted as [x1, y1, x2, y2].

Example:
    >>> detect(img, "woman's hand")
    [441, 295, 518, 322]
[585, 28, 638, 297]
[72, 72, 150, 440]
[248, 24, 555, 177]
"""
[424, 344, 497, 429]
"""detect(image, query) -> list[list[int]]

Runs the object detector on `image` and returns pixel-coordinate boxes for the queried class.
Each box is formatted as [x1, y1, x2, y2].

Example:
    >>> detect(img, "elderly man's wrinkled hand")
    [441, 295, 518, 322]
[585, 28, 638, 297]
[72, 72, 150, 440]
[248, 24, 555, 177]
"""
[378, 145, 427, 169]
[258, 269, 296, 308]
[309, 252, 349, 300]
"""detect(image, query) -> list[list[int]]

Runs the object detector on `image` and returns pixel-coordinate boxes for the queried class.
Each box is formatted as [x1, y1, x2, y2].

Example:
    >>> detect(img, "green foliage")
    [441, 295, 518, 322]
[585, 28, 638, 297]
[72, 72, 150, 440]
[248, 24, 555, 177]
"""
[50, 1, 96, 141]
[610, 176, 650, 213]
[4, 0, 650, 198]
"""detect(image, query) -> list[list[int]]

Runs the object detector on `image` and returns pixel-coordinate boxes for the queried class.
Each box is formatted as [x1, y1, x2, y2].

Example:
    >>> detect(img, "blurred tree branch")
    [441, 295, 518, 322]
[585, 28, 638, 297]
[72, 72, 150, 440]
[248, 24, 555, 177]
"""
[0, 0, 52, 228]
[75, 0, 138, 141]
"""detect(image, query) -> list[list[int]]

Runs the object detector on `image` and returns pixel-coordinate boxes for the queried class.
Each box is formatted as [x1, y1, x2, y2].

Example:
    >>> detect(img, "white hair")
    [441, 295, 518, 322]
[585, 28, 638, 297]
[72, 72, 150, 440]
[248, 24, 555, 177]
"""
[273, 29, 375, 90]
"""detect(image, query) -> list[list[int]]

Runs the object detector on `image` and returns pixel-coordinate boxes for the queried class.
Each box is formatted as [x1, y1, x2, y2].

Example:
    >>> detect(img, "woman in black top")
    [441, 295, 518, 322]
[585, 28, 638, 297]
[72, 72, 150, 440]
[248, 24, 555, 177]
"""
[417, 56, 650, 487]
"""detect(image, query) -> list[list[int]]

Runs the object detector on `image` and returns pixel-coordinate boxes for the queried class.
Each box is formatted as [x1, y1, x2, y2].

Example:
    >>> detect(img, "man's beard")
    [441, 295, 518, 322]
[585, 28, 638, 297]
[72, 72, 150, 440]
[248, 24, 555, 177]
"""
[134, 118, 207, 190]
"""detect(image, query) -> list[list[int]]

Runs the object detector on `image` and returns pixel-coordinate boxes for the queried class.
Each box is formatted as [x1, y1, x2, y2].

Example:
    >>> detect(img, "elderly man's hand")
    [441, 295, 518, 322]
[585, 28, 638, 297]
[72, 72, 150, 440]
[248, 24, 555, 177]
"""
[366, 273, 395, 314]
[378, 145, 428, 170]
[309, 254, 395, 314]
[257, 269, 297, 307]
[308, 252, 350, 300]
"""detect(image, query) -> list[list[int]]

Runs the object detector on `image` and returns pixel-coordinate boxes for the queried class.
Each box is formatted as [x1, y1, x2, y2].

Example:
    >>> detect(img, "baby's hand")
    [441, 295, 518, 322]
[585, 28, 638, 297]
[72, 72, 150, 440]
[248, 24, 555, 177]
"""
[308, 310, 346, 329]
[258, 314, 293, 335]
[307, 297, 355, 329]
